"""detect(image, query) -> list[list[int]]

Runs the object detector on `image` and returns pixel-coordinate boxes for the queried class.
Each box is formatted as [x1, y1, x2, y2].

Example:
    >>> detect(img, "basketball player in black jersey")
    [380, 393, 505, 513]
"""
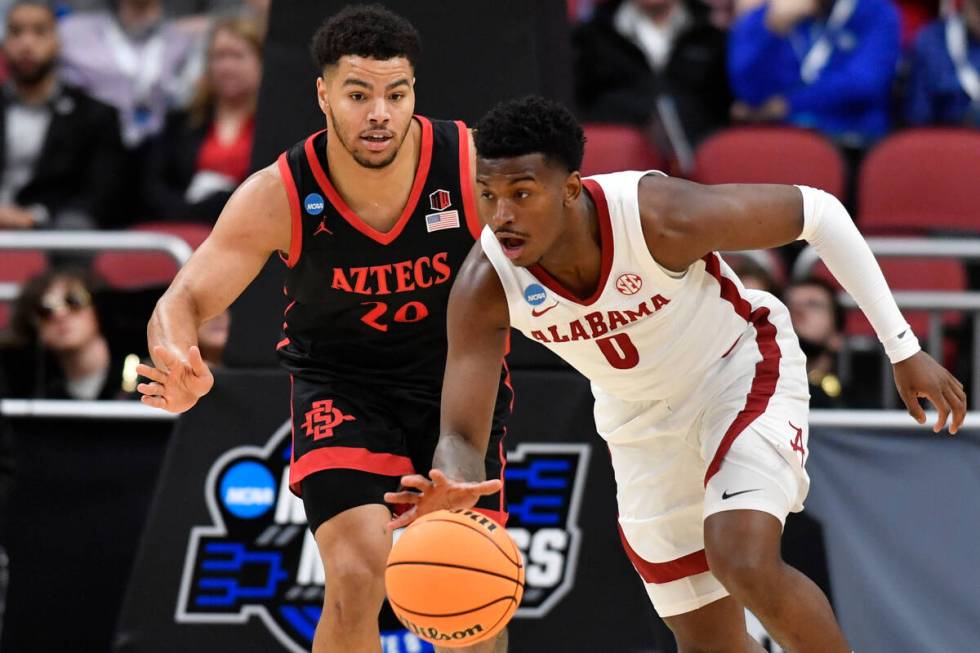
[136, 6, 510, 653]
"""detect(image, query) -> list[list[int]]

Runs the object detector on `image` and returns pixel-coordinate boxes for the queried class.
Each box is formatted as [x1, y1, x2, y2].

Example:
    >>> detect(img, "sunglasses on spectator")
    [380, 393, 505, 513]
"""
[35, 287, 92, 320]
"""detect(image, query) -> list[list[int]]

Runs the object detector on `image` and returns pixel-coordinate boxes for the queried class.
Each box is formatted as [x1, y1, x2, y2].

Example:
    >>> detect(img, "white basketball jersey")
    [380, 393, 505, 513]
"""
[481, 171, 777, 402]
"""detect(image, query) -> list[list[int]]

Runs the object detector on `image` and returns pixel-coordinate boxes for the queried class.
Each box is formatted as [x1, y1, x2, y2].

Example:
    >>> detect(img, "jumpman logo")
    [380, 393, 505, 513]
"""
[314, 219, 333, 236]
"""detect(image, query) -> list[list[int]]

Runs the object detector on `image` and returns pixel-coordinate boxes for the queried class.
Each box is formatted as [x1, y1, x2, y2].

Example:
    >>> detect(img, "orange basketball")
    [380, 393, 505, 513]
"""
[385, 509, 524, 648]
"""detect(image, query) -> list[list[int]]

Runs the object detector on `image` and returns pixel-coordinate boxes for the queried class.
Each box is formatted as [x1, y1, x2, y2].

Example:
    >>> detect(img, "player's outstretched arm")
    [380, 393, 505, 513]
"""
[385, 244, 510, 529]
[638, 175, 965, 433]
[138, 164, 292, 413]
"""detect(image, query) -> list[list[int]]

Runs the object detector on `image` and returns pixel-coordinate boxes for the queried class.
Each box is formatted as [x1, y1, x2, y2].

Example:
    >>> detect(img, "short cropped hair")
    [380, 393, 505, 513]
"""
[785, 277, 845, 333]
[310, 4, 421, 71]
[474, 96, 585, 173]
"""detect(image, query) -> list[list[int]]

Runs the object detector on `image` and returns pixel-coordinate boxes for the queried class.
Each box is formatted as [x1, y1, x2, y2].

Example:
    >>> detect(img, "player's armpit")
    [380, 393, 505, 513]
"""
[637, 175, 804, 272]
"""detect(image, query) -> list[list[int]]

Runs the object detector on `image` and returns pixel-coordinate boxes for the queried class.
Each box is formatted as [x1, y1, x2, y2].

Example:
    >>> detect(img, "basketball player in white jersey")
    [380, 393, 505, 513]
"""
[385, 97, 966, 652]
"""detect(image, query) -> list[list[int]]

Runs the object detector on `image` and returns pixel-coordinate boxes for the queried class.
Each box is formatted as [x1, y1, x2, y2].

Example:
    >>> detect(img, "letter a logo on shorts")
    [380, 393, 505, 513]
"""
[302, 400, 355, 440]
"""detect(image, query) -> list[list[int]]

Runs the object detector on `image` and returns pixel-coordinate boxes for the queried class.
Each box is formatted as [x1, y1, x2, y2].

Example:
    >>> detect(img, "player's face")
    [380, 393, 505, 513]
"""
[317, 55, 415, 169]
[477, 154, 579, 267]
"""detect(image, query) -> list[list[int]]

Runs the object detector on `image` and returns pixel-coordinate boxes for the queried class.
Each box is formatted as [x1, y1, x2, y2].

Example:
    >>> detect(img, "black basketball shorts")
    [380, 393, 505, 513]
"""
[288, 373, 512, 535]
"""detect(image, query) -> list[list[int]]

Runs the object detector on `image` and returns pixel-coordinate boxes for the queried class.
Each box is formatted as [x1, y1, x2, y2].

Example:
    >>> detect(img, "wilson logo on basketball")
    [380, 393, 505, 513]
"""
[302, 400, 355, 440]
[401, 619, 483, 643]
[616, 273, 643, 295]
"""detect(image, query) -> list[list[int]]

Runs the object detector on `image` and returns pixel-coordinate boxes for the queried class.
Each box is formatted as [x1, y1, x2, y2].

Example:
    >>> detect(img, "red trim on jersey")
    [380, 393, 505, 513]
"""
[304, 116, 434, 246]
[617, 523, 710, 583]
[702, 253, 781, 486]
[277, 153, 303, 268]
[290, 446, 416, 494]
[284, 300, 296, 315]
[456, 120, 482, 240]
[474, 508, 509, 527]
[529, 179, 614, 306]
[276, 337, 291, 350]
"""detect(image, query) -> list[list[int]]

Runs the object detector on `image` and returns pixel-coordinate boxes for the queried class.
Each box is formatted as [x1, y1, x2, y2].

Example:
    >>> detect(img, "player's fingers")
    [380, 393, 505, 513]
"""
[137, 382, 165, 397]
[189, 346, 208, 376]
[469, 479, 502, 496]
[398, 474, 433, 491]
[944, 385, 966, 435]
[384, 490, 421, 505]
[135, 363, 166, 383]
[152, 345, 177, 369]
[428, 469, 449, 486]
[924, 389, 951, 433]
[898, 386, 926, 424]
[140, 394, 167, 409]
[387, 508, 417, 533]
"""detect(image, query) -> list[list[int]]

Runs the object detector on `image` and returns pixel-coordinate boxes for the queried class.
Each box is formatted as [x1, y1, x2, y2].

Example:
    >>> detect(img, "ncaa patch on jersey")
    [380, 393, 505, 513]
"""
[304, 193, 325, 216]
[524, 283, 547, 306]
[425, 210, 460, 232]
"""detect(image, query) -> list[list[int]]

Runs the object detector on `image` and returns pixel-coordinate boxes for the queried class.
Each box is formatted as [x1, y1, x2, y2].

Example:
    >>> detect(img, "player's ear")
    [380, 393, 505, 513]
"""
[563, 171, 582, 206]
[315, 76, 329, 115]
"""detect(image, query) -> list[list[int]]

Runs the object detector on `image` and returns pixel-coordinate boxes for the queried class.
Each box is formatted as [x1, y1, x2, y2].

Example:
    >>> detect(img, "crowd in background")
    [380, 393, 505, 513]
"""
[0, 0, 978, 404]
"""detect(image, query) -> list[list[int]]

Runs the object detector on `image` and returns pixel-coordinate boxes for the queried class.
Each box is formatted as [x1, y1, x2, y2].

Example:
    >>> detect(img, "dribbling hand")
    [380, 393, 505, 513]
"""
[136, 345, 214, 413]
[384, 469, 502, 533]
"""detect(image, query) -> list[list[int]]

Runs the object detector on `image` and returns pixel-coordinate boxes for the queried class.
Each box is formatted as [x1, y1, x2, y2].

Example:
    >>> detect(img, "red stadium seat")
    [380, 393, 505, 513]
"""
[93, 222, 212, 289]
[858, 129, 980, 234]
[693, 127, 846, 199]
[0, 250, 47, 331]
[581, 124, 666, 176]
[811, 258, 966, 340]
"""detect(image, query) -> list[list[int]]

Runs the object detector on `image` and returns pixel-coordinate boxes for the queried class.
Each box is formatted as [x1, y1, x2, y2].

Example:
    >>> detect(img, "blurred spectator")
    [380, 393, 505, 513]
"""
[729, 0, 901, 148]
[58, 0, 202, 147]
[0, 267, 140, 399]
[894, 0, 941, 48]
[143, 16, 260, 223]
[904, 0, 980, 126]
[573, 0, 731, 151]
[784, 277, 848, 408]
[0, 1, 123, 229]
[197, 310, 229, 368]
[729, 255, 781, 294]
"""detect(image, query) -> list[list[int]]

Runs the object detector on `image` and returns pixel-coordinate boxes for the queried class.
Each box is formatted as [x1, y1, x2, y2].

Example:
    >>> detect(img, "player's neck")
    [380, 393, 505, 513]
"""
[325, 119, 421, 228]
[536, 192, 602, 300]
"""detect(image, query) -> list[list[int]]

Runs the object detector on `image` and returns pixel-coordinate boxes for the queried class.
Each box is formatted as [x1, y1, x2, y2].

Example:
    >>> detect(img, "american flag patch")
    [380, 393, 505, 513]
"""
[425, 210, 460, 233]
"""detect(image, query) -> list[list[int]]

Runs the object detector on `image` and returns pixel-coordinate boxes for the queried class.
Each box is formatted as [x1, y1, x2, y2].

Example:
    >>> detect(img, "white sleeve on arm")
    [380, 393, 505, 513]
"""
[795, 185, 921, 364]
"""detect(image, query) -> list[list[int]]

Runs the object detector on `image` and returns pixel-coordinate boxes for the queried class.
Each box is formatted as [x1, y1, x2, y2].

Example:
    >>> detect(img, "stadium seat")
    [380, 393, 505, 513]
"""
[692, 127, 846, 199]
[93, 222, 212, 289]
[0, 250, 47, 331]
[858, 128, 980, 234]
[581, 124, 667, 176]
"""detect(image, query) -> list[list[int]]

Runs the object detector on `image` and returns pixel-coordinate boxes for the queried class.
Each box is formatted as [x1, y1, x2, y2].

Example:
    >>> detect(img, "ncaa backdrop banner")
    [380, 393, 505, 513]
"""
[116, 369, 674, 652]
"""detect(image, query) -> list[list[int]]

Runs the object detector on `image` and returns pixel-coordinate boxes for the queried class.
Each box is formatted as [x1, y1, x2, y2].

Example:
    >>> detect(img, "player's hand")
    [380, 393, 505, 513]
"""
[893, 351, 966, 434]
[136, 345, 214, 413]
[383, 469, 502, 533]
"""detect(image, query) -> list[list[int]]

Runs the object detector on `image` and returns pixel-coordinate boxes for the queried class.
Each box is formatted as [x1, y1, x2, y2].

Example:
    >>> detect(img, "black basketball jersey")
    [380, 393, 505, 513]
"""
[275, 117, 482, 388]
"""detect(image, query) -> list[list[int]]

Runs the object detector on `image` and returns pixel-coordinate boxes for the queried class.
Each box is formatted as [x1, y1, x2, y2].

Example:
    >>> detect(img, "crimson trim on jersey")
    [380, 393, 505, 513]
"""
[617, 523, 710, 583]
[474, 508, 509, 527]
[276, 337, 291, 350]
[304, 116, 434, 246]
[702, 253, 782, 486]
[289, 446, 416, 494]
[528, 178, 614, 306]
[455, 120, 482, 240]
[277, 153, 303, 268]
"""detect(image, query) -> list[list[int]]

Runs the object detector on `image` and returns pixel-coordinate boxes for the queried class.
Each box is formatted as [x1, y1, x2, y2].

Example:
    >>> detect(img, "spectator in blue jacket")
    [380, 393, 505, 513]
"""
[904, 0, 980, 127]
[728, 0, 901, 148]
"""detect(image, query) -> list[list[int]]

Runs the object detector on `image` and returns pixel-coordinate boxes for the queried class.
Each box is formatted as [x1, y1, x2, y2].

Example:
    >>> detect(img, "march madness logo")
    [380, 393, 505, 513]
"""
[177, 425, 590, 652]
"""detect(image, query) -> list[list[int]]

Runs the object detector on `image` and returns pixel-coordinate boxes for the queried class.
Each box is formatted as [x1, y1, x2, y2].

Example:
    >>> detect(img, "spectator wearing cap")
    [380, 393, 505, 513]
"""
[0, 1, 123, 229]
[729, 0, 901, 148]
[904, 0, 980, 127]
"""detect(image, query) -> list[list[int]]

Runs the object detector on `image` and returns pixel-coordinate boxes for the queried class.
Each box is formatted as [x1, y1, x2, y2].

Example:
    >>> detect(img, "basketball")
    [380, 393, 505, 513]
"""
[385, 509, 525, 648]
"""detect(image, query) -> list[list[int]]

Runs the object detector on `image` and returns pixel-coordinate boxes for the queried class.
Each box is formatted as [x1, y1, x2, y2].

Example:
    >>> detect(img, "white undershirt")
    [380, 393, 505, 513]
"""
[613, 1, 691, 72]
[65, 367, 109, 400]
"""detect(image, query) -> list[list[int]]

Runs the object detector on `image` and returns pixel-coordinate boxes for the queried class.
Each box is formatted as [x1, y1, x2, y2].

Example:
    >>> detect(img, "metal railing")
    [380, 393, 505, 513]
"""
[793, 237, 980, 408]
[0, 231, 193, 303]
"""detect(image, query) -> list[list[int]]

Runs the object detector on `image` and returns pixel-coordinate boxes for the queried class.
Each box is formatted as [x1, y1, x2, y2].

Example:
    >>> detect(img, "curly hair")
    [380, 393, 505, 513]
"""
[310, 4, 421, 71]
[474, 96, 585, 173]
